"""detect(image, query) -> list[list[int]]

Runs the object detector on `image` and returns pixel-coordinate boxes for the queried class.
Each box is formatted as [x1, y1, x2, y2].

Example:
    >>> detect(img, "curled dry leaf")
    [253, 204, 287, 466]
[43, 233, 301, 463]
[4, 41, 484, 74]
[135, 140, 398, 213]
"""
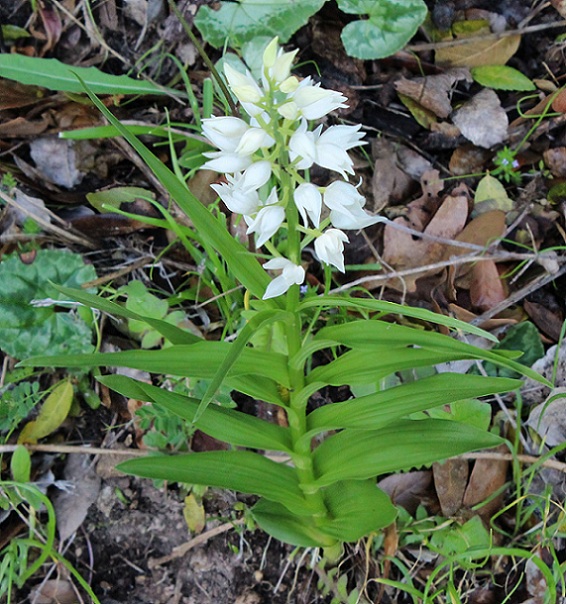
[382, 186, 469, 291]
[469, 260, 507, 312]
[433, 459, 469, 517]
[543, 146, 566, 178]
[394, 69, 472, 118]
[452, 89, 508, 148]
[371, 139, 416, 210]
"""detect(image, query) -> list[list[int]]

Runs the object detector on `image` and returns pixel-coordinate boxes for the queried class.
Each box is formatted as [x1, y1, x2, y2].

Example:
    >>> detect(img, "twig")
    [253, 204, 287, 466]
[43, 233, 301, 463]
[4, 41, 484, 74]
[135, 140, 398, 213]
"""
[406, 19, 566, 53]
[0, 444, 146, 457]
[0, 189, 97, 250]
[148, 519, 245, 568]
[460, 451, 566, 474]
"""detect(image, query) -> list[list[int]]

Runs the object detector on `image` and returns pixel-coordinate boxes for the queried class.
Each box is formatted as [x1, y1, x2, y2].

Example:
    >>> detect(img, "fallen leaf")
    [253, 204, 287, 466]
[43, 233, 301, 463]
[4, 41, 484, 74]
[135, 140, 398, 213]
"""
[452, 89, 508, 148]
[463, 444, 508, 520]
[449, 144, 491, 176]
[469, 260, 507, 311]
[382, 188, 469, 291]
[30, 579, 79, 604]
[551, 0, 566, 18]
[371, 139, 415, 210]
[395, 69, 472, 118]
[543, 147, 566, 178]
[183, 493, 206, 534]
[18, 380, 74, 444]
[29, 138, 96, 188]
[474, 173, 513, 212]
[436, 34, 521, 68]
[524, 299, 564, 342]
[433, 459, 469, 517]
[52, 454, 101, 541]
[378, 471, 435, 515]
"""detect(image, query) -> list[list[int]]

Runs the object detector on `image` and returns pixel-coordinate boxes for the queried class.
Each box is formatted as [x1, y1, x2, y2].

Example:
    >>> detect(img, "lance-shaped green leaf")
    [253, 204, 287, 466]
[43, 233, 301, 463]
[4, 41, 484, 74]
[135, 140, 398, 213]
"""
[308, 347, 475, 387]
[300, 295, 499, 342]
[312, 419, 503, 487]
[195, 309, 292, 423]
[118, 450, 312, 515]
[318, 480, 397, 542]
[0, 54, 182, 96]
[21, 343, 289, 404]
[54, 285, 200, 345]
[307, 374, 520, 435]
[99, 375, 292, 452]
[314, 320, 550, 385]
[251, 499, 338, 548]
[77, 77, 275, 303]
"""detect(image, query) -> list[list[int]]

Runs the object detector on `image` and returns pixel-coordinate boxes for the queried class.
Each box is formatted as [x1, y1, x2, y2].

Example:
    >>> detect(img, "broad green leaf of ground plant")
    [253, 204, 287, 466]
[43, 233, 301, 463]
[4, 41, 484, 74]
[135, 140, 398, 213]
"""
[470, 65, 536, 91]
[0, 55, 180, 96]
[194, 0, 325, 48]
[338, 0, 427, 60]
[0, 250, 96, 359]
[17, 380, 73, 444]
[98, 375, 292, 452]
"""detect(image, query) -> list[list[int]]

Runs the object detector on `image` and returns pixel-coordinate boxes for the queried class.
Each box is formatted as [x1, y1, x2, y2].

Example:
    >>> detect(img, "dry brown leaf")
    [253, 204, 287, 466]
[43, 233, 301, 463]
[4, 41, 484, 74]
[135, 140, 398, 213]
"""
[382, 189, 469, 291]
[469, 260, 507, 311]
[0, 80, 47, 110]
[371, 139, 415, 210]
[433, 459, 469, 517]
[524, 299, 564, 342]
[30, 579, 79, 604]
[378, 471, 435, 515]
[53, 454, 101, 542]
[463, 444, 508, 520]
[394, 69, 472, 118]
[452, 89, 508, 148]
[449, 144, 491, 176]
[435, 34, 521, 68]
[551, 0, 566, 18]
[543, 146, 566, 177]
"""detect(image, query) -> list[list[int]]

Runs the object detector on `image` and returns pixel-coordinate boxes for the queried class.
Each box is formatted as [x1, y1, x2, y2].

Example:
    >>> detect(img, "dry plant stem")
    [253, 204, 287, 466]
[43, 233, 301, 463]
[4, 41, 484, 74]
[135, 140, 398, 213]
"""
[0, 444, 147, 457]
[148, 518, 245, 568]
[406, 19, 566, 53]
[329, 249, 563, 294]
[0, 190, 97, 249]
[80, 255, 156, 288]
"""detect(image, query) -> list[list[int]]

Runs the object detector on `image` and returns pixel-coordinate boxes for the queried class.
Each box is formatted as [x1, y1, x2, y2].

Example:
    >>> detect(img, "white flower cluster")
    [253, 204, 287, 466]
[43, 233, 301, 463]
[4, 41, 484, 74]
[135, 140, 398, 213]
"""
[201, 38, 380, 299]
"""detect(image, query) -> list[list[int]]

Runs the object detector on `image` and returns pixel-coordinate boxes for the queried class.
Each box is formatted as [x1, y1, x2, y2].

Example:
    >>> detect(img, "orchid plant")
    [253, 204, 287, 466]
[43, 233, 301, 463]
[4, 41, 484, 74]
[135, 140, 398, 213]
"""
[23, 38, 549, 549]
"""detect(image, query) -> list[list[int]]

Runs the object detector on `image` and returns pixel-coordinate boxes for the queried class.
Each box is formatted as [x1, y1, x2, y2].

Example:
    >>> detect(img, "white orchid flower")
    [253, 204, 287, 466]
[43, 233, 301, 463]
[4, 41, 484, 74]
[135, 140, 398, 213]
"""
[323, 180, 383, 230]
[288, 77, 348, 120]
[210, 161, 271, 216]
[201, 152, 253, 173]
[224, 63, 263, 104]
[235, 127, 275, 156]
[246, 188, 285, 247]
[294, 182, 322, 228]
[262, 37, 298, 86]
[314, 228, 349, 272]
[202, 116, 250, 152]
[289, 121, 363, 178]
[262, 257, 305, 300]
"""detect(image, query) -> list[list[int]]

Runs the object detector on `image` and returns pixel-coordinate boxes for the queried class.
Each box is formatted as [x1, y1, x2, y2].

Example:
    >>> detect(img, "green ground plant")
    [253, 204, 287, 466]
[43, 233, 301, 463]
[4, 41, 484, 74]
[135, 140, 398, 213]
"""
[21, 38, 551, 551]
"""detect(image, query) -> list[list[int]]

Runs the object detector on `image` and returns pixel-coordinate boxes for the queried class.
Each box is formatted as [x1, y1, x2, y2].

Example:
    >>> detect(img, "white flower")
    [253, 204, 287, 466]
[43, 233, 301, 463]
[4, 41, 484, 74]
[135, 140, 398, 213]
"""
[262, 37, 298, 85]
[201, 152, 253, 173]
[235, 127, 275, 156]
[289, 121, 321, 170]
[314, 228, 349, 272]
[323, 180, 383, 230]
[288, 77, 348, 120]
[262, 257, 305, 300]
[289, 121, 364, 178]
[210, 161, 271, 216]
[294, 182, 322, 228]
[246, 188, 285, 247]
[202, 116, 250, 152]
[224, 63, 263, 104]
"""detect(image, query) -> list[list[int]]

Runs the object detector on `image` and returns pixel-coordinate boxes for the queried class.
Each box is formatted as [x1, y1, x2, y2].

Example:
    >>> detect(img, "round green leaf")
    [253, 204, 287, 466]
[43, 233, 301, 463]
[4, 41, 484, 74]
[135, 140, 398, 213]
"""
[471, 65, 536, 91]
[339, 0, 427, 60]
[0, 250, 96, 359]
